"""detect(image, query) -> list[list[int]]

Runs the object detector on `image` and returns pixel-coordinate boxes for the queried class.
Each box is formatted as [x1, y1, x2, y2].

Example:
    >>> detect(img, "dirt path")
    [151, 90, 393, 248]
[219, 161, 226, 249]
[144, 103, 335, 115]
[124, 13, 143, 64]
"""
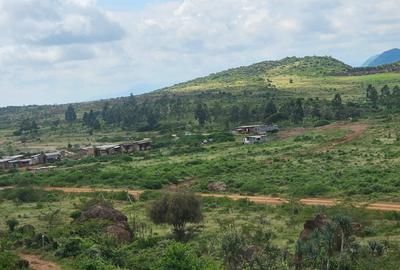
[38, 186, 400, 212]
[20, 254, 61, 270]
[279, 122, 368, 149]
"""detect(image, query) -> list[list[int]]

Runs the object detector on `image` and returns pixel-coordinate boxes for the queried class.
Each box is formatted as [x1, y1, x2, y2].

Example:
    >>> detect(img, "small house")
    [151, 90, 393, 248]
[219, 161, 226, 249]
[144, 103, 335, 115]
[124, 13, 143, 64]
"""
[236, 124, 279, 135]
[0, 158, 12, 170]
[80, 147, 97, 157]
[45, 152, 62, 163]
[243, 135, 267, 144]
[97, 145, 121, 156]
[31, 153, 47, 165]
[9, 158, 32, 169]
[121, 139, 152, 153]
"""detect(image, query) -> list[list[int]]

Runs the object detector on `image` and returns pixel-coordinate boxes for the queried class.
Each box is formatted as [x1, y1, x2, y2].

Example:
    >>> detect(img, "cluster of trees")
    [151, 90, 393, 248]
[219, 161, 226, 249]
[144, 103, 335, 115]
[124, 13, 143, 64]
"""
[44, 84, 398, 135]
[65, 91, 362, 133]
[13, 118, 39, 136]
[366, 84, 400, 109]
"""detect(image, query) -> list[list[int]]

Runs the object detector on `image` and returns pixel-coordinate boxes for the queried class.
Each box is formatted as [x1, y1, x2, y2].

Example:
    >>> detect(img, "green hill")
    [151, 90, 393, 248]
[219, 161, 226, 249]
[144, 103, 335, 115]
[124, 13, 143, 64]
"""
[164, 56, 352, 93]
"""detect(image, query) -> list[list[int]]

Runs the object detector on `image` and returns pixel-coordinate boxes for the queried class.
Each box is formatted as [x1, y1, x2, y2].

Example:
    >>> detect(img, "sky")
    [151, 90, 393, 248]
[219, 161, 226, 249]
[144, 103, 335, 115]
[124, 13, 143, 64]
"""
[0, 0, 399, 106]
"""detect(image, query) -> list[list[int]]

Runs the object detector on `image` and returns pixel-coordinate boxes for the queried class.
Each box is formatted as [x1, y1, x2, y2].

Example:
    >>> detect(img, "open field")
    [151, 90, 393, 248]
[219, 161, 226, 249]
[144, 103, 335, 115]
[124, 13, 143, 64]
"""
[3, 116, 400, 201]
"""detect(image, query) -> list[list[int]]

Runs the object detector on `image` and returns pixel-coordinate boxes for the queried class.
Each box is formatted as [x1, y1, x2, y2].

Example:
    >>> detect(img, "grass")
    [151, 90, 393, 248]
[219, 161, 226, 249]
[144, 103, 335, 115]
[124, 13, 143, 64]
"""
[1, 115, 400, 201]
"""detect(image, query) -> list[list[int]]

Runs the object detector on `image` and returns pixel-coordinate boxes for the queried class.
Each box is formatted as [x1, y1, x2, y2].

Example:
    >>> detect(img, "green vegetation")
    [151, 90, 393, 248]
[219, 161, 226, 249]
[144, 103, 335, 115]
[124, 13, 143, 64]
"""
[1, 56, 400, 268]
[1, 189, 400, 269]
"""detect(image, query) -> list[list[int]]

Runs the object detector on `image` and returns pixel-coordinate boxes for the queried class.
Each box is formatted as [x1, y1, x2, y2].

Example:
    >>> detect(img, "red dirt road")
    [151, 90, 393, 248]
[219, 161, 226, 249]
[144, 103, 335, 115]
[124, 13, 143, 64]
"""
[39, 186, 400, 212]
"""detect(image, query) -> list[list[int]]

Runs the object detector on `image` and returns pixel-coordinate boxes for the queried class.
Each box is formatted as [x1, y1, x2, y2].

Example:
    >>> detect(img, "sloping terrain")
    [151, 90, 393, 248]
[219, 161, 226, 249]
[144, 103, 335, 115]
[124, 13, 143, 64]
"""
[363, 48, 400, 67]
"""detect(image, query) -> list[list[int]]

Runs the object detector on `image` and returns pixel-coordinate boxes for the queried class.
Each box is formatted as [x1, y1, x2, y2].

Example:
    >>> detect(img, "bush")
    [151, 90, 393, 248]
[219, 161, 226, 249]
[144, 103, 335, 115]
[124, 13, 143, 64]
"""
[148, 192, 203, 240]
[0, 187, 62, 203]
[157, 242, 220, 270]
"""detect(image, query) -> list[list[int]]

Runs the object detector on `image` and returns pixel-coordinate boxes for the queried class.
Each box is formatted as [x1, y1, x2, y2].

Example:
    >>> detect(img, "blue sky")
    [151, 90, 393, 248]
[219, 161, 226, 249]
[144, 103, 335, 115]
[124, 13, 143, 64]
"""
[0, 0, 399, 106]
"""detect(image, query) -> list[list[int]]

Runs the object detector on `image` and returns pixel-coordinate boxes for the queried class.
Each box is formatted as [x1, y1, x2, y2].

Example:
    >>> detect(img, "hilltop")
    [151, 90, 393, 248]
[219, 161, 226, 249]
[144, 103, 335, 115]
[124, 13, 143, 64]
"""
[163, 56, 352, 93]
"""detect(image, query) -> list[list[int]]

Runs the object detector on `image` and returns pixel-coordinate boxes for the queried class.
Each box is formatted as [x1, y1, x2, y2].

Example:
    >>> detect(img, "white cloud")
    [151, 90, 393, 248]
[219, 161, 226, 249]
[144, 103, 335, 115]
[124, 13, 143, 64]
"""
[0, 0, 399, 106]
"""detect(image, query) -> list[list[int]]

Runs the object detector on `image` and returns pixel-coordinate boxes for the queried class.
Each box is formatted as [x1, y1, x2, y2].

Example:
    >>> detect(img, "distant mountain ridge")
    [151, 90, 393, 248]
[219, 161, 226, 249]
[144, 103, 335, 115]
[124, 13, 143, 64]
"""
[362, 48, 400, 67]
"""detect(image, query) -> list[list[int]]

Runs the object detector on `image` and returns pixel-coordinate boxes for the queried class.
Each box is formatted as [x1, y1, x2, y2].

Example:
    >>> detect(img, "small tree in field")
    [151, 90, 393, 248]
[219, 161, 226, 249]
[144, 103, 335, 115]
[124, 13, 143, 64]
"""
[6, 218, 19, 232]
[148, 192, 202, 240]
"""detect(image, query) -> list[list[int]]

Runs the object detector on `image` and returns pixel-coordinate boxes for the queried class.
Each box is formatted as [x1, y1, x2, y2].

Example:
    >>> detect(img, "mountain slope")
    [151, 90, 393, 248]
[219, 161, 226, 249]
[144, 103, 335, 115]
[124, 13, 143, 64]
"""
[164, 56, 352, 93]
[363, 48, 400, 67]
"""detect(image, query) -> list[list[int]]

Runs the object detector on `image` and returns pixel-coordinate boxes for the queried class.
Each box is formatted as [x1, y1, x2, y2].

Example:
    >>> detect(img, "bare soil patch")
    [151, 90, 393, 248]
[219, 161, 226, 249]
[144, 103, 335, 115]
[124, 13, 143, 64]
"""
[20, 254, 61, 270]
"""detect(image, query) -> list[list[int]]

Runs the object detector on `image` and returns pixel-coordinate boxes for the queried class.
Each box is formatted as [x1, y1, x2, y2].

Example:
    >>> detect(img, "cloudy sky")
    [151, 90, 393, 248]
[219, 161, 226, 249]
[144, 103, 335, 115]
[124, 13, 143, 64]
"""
[0, 0, 399, 106]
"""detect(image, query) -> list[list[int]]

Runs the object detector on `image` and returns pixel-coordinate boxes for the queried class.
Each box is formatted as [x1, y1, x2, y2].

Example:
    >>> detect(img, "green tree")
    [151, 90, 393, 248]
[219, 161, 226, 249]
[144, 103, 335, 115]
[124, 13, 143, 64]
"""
[333, 215, 352, 268]
[194, 102, 209, 126]
[332, 93, 344, 119]
[366, 85, 379, 108]
[292, 99, 304, 123]
[65, 104, 77, 123]
[221, 228, 246, 270]
[148, 192, 203, 240]
[264, 100, 277, 118]
[6, 218, 19, 232]
[380, 85, 391, 108]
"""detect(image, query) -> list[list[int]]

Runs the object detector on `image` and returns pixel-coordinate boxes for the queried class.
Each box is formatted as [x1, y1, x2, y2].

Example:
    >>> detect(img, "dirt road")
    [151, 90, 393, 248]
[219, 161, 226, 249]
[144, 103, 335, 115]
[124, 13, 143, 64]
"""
[279, 121, 368, 148]
[38, 186, 400, 212]
[20, 254, 61, 270]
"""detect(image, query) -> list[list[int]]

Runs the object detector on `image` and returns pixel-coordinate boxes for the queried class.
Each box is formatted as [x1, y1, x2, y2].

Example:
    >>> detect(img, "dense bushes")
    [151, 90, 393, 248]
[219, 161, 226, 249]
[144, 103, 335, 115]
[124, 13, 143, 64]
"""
[0, 187, 62, 203]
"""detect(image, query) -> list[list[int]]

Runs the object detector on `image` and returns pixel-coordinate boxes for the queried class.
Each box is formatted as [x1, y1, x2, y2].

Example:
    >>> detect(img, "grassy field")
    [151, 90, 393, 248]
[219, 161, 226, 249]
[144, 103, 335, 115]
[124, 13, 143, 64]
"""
[2, 115, 400, 201]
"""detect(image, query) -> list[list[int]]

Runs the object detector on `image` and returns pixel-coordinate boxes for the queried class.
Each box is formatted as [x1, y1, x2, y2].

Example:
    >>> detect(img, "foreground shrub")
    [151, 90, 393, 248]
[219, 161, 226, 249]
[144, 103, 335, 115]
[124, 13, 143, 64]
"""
[148, 192, 203, 241]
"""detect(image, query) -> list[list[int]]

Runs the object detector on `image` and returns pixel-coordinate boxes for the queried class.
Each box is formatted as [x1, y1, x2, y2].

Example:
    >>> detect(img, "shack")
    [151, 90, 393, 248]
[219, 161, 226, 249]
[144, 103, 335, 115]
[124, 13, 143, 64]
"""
[9, 158, 32, 169]
[97, 145, 121, 156]
[0, 158, 13, 170]
[45, 152, 63, 163]
[236, 124, 279, 135]
[243, 135, 267, 144]
[114, 139, 152, 154]
[80, 147, 97, 157]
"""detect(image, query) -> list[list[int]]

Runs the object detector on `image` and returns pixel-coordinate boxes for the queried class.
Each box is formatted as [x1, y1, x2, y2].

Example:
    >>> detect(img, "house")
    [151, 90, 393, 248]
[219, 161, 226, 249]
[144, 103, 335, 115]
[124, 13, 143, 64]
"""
[0, 155, 25, 170]
[120, 139, 152, 154]
[45, 151, 63, 163]
[80, 147, 97, 157]
[31, 153, 47, 165]
[0, 158, 13, 170]
[236, 124, 279, 135]
[9, 158, 32, 169]
[97, 145, 121, 156]
[243, 135, 267, 144]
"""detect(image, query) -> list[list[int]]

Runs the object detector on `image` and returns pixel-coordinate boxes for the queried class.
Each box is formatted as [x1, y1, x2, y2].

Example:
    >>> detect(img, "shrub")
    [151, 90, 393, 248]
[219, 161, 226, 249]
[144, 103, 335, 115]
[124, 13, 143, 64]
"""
[6, 218, 19, 232]
[148, 192, 203, 240]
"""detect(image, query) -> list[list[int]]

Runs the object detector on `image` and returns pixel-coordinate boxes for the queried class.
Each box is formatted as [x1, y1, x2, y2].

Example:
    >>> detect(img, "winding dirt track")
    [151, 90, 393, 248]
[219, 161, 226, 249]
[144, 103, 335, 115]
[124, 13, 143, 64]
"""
[279, 121, 368, 151]
[40, 186, 400, 212]
[20, 254, 60, 270]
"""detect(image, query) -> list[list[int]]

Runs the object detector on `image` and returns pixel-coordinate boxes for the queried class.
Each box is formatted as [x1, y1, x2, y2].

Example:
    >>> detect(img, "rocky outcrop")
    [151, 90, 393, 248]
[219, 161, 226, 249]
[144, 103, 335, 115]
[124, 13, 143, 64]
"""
[77, 203, 132, 243]
[207, 182, 227, 192]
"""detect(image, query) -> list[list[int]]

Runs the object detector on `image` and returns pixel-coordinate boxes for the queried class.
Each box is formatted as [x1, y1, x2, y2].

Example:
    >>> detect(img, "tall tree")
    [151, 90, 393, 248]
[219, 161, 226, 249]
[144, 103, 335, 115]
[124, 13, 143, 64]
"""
[292, 99, 304, 123]
[65, 105, 77, 123]
[366, 85, 379, 108]
[264, 99, 277, 118]
[332, 93, 344, 119]
[194, 102, 209, 126]
[380, 85, 391, 108]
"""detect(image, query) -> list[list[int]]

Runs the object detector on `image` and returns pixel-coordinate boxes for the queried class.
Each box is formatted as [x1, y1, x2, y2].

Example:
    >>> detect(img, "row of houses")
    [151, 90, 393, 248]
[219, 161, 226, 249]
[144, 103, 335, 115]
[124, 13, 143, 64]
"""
[80, 139, 152, 157]
[0, 152, 63, 170]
